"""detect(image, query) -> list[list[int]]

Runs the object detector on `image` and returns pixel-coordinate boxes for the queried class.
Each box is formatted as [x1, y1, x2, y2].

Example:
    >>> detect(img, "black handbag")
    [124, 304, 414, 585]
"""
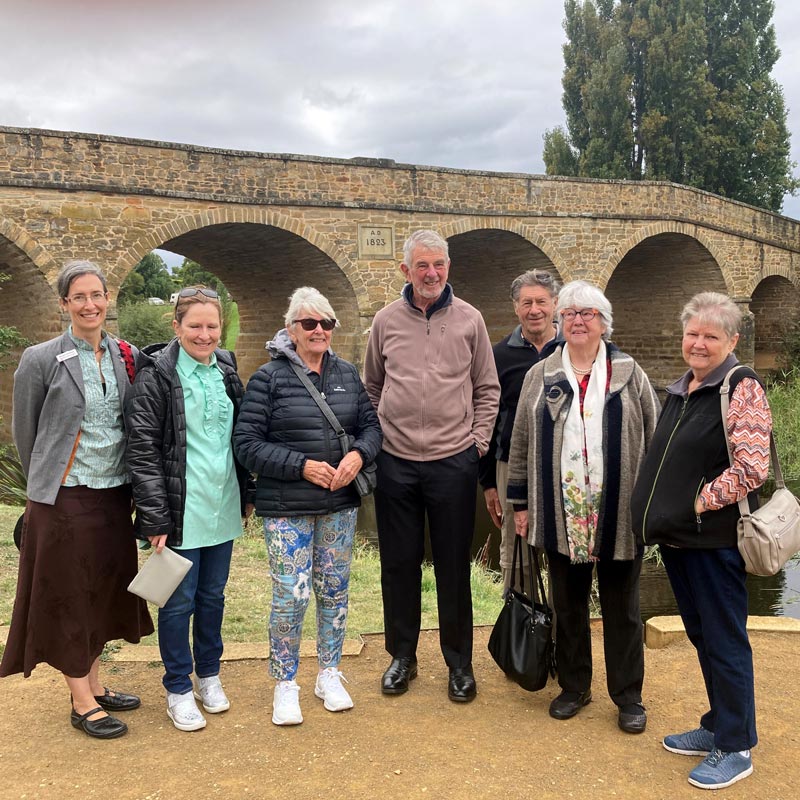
[487, 535, 556, 692]
[289, 362, 377, 497]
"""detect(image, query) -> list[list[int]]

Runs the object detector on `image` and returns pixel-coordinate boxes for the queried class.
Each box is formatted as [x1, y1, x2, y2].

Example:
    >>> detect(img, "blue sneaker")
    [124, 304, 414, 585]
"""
[688, 749, 753, 790]
[663, 726, 715, 755]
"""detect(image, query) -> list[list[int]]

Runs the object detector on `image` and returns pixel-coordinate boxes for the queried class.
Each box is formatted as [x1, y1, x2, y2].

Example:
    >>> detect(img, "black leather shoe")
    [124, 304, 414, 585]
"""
[71, 707, 128, 739]
[94, 687, 141, 712]
[381, 657, 418, 695]
[618, 703, 647, 734]
[448, 666, 477, 703]
[549, 689, 592, 720]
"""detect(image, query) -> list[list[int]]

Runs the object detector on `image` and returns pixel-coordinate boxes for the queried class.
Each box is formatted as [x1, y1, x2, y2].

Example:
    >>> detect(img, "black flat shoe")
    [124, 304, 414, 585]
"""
[94, 687, 141, 712]
[71, 707, 128, 739]
[381, 657, 418, 695]
[448, 666, 477, 703]
[549, 689, 592, 720]
[618, 703, 647, 734]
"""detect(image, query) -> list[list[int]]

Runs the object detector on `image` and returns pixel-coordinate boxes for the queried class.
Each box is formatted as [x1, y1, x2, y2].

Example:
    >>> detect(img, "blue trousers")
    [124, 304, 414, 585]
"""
[661, 545, 757, 751]
[158, 539, 234, 695]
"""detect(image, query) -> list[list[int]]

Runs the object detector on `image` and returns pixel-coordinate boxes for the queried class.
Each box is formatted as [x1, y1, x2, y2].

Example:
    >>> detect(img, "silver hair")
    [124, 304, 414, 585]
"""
[680, 291, 742, 339]
[556, 280, 614, 340]
[284, 286, 339, 329]
[402, 229, 449, 266]
[510, 269, 561, 302]
[57, 259, 108, 299]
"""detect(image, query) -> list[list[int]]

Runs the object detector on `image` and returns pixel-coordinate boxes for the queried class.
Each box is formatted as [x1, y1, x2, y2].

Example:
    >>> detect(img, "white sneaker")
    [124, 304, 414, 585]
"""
[193, 675, 230, 713]
[272, 680, 303, 726]
[167, 690, 207, 732]
[315, 668, 354, 712]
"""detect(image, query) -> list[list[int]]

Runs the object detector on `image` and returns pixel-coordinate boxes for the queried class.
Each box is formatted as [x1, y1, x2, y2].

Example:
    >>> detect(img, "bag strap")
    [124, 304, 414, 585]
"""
[510, 534, 549, 611]
[116, 338, 136, 384]
[719, 366, 783, 533]
[289, 362, 350, 460]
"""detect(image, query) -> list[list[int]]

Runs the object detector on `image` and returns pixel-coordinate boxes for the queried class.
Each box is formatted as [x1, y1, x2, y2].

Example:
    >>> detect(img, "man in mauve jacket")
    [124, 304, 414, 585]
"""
[364, 229, 500, 704]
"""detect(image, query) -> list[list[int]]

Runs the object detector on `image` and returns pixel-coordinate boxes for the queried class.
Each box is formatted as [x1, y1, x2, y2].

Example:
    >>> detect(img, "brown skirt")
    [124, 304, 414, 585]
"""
[0, 484, 154, 678]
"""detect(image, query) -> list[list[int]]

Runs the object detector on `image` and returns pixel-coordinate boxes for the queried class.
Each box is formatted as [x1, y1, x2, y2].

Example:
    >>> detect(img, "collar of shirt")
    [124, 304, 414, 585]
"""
[176, 344, 218, 379]
[68, 325, 109, 352]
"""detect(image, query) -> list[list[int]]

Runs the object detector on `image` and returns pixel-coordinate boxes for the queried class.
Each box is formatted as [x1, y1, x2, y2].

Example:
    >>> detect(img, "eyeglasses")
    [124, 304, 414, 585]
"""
[560, 308, 599, 322]
[177, 287, 219, 300]
[65, 291, 107, 305]
[294, 318, 336, 332]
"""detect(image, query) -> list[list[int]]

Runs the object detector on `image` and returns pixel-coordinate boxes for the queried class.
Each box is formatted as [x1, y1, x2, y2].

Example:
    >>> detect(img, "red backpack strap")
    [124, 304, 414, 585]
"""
[117, 339, 136, 384]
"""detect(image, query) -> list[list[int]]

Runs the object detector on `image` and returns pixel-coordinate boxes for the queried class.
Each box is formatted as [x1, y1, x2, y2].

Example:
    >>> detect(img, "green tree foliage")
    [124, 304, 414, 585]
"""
[0, 272, 30, 371]
[543, 0, 798, 211]
[172, 258, 236, 347]
[118, 252, 173, 306]
[118, 302, 174, 350]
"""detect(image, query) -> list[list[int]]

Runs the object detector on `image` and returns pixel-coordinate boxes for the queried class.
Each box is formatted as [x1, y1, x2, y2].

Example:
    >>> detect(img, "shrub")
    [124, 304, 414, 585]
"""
[118, 302, 173, 350]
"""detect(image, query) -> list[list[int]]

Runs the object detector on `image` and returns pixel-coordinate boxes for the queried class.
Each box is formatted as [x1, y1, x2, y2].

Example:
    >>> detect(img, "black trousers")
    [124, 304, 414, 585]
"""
[374, 446, 478, 668]
[548, 551, 644, 706]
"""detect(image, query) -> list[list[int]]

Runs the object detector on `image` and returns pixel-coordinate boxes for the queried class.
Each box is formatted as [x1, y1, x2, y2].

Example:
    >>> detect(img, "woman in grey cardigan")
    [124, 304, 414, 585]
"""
[0, 261, 153, 739]
[507, 281, 658, 734]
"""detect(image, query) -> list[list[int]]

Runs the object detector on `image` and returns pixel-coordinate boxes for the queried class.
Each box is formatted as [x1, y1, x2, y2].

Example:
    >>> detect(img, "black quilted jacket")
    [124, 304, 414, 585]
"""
[233, 335, 382, 517]
[125, 338, 251, 547]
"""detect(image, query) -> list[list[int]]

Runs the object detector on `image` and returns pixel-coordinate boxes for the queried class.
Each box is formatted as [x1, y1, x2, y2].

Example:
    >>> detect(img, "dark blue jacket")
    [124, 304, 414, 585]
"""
[233, 331, 382, 517]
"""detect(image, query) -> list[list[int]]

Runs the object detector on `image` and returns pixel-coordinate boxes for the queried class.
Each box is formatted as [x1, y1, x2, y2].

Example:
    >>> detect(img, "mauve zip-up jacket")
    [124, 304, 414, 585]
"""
[364, 284, 500, 462]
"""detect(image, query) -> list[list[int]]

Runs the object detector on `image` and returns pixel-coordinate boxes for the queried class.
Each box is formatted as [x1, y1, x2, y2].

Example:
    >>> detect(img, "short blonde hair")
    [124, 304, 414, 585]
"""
[284, 287, 338, 329]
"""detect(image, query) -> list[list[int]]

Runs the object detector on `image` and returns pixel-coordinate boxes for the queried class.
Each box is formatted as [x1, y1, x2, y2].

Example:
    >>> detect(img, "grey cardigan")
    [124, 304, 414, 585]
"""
[12, 331, 136, 505]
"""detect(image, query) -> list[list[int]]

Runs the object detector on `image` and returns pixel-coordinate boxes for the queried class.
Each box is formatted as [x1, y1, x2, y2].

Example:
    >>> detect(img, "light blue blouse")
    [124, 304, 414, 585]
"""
[175, 346, 243, 550]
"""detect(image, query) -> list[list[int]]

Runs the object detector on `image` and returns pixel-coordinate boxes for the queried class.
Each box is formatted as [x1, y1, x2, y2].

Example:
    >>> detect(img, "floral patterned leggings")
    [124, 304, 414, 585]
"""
[263, 508, 357, 681]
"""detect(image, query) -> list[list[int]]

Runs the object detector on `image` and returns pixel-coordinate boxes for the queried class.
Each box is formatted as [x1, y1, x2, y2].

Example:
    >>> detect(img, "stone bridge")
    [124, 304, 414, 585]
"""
[1, 126, 799, 435]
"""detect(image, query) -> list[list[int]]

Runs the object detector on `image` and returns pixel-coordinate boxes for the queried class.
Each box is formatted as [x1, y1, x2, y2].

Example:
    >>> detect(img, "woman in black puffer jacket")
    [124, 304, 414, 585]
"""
[233, 286, 382, 727]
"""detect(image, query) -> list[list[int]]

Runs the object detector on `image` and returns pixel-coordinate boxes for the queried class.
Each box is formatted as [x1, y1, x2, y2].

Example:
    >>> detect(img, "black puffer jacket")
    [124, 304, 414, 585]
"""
[125, 338, 251, 547]
[233, 330, 382, 517]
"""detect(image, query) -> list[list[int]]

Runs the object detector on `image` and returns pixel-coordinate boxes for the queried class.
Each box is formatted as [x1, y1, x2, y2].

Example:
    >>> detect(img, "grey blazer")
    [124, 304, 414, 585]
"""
[12, 331, 136, 505]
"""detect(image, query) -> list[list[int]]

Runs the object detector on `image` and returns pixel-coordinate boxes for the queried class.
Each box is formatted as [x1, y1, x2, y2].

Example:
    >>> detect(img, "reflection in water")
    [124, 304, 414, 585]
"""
[358, 491, 800, 619]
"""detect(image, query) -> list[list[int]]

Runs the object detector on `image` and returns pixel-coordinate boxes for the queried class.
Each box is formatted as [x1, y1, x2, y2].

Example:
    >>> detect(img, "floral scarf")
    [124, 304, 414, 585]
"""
[560, 340, 607, 563]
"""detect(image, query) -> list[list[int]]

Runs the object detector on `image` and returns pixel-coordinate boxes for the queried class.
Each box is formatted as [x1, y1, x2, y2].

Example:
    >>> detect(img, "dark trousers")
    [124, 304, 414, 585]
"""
[661, 545, 757, 751]
[374, 446, 478, 668]
[548, 551, 644, 706]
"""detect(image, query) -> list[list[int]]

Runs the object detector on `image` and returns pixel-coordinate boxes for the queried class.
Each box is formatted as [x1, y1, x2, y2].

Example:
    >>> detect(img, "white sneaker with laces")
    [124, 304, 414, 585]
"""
[193, 675, 230, 713]
[167, 690, 207, 732]
[272, 680, 303, 726]
[315, 668, 354, 712]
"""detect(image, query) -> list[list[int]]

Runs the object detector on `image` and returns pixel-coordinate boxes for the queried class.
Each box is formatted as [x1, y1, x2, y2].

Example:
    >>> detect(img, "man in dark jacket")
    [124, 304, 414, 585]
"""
[479, 269, 560, 590]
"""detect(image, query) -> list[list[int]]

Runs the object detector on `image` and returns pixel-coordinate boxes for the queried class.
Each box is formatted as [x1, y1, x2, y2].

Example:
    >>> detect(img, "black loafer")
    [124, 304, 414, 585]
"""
[94, 687, 141, 712]
[71, 707, 128, 739]
[618, 703, 647, 734]
[549, 689, 592, 720]
[448, 666, 477, 703]
[381, 657, 418, 695]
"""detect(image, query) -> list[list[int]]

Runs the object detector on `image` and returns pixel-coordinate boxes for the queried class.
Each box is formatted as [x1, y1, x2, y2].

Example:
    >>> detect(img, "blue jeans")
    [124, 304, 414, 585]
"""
[263, 508, 356, 681]
[158, 540, 234, 695]
[661, 545, 757, 751]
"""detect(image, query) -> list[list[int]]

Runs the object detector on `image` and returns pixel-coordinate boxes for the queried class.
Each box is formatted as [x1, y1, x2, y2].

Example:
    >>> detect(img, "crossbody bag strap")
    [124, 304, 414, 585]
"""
[719, 366, 783, 531]
[289, 361, 350, 459]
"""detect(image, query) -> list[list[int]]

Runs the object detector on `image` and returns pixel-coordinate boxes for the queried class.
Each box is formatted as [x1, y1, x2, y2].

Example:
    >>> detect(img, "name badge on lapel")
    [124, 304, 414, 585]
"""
[57, 349, 78, 363]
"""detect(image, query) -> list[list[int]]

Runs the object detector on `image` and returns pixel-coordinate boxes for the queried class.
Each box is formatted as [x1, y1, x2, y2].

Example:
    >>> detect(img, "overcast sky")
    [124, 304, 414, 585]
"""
[2, 0, 799, 233]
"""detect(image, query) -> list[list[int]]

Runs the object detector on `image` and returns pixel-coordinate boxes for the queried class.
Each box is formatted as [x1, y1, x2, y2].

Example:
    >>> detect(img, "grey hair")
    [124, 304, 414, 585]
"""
[510, 269, 561, 302]
[402, 230, 449, 266]
[680, 291, 742, 339]
[284, 286, 339, 329]
[57, 260, 108, 299]
[556, 280, 614, 339]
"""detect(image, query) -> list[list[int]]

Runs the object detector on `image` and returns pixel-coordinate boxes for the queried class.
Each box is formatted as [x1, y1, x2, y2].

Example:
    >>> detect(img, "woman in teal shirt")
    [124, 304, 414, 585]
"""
[126, 287, 252, 732]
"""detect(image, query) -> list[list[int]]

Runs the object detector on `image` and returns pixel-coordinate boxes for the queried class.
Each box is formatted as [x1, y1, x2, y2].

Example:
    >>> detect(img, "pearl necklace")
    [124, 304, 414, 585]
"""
[572, 362, 594, 376]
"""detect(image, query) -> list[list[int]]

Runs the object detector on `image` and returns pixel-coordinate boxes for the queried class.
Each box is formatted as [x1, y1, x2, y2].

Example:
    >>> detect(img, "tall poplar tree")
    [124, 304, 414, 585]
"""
[543, 0, 798, 212]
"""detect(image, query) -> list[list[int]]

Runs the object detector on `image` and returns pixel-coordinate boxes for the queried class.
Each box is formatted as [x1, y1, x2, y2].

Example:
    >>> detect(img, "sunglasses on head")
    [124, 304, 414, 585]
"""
[294, 318, 336, 332]
[178, 287, 219, 300]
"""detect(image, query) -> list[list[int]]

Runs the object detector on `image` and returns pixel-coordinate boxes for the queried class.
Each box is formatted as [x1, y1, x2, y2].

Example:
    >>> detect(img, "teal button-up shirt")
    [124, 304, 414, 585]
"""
[175, 346, 243, 550]
[63, 327, 128, 488]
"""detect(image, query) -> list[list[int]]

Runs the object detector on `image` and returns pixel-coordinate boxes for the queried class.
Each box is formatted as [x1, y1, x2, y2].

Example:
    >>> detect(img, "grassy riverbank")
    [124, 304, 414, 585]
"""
[0, 505, 504, 652]
[767, 373, 800, 481]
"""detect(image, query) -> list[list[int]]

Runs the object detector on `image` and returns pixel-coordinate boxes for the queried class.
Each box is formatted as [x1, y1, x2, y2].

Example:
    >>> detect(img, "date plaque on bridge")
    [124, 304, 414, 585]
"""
[358, 225, 394, 259]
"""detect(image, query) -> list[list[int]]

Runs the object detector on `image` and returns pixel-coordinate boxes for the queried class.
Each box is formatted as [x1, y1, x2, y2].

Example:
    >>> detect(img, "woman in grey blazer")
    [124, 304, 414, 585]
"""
[0, 260, 153, 740]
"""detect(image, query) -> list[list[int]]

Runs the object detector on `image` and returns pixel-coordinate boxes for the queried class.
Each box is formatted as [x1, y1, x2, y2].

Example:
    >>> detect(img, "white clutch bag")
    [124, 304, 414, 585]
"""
[127, 547, 193, 608]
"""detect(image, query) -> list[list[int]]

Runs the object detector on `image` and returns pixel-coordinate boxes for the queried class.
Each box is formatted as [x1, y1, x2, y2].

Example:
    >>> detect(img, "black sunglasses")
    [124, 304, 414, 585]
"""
[178, 287, 219, 299]
[294, 318, 336, 332]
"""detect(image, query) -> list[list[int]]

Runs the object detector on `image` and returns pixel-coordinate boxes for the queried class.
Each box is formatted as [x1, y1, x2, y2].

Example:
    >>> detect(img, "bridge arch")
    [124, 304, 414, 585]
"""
[750, 271, 800, 373]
